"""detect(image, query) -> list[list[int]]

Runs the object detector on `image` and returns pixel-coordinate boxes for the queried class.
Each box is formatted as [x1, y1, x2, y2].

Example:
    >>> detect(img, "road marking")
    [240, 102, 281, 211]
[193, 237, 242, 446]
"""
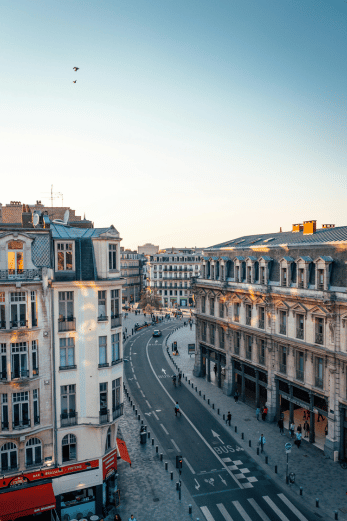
[140, 390, 145, 397]
[131, 367, 134, 373]
[263, 496, 290, 521]
[133, 375, 137, 380]
[219, 474, 227, 485]
[247, 498, 271, 521]
[192, 488, 240, 498]
[217, 503, 234, 521]
[145, 337, 244, 489]
[222, 457, 232, 463]
[152, 411, 159, 420]
[171, 439, 180, 452]
[183, 457, 195, 474]
[145, 400, 151, 408]
[194, 478, 200, 490]
[200, 506, 215, 521]
[160, 424, 169, 435]
[232, 501, 252, 521]
[136, 382, 140, 388]
[212, 430, 224, 444]
[278, 493, 308, 521]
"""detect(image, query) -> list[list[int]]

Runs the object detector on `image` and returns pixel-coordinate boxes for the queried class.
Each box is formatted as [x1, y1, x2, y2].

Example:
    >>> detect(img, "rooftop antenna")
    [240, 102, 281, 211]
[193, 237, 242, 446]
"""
[40, 185, 64, 219]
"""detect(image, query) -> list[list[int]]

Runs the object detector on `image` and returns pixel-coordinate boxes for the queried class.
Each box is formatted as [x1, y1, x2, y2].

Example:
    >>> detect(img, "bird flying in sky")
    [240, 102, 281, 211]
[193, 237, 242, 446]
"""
[73, 80, 77, 83]
[73, 67, 79, 71]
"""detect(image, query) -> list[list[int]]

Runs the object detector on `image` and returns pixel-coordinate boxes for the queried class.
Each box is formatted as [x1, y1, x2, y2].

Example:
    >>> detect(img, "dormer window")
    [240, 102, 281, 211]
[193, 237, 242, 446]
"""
[57, 242, 73, 271]
[260, 267, 265, 284]
[8, 241, 24, 276]
[109, 244, 117, 271]
[317, 270, 324, 290]
[281, 268, 287, 287]
[298, 269, 304, 288]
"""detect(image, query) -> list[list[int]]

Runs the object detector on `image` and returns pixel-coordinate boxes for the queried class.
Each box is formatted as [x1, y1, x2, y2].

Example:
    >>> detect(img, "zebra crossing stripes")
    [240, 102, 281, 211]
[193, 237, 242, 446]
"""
[216, 503, 234, 521]
[247, 498, 271, 521]
[232, 501, 252, 521]
[277, 494, 309, 521]
[263, 496, 290, 521]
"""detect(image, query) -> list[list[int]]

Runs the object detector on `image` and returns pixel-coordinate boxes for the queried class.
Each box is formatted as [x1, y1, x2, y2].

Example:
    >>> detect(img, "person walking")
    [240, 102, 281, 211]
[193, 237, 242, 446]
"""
[290, 421, 295, 438]
[175, 402, 181, 416]
[278, 417, 284, 435]
[234, 389, 239, 403]
[297, 423, 302, 434]
[304, 420, 309, 438]
[295, 431, 302, 448]
[114, 515, 122, 521]
[214, 364, 217, 376]
[226, 411, 232, 426]
[259, 434, 266, 453]
[262, 406, 268, 421]
[256, 407, 260, 421]
[128, 516, 137, 521]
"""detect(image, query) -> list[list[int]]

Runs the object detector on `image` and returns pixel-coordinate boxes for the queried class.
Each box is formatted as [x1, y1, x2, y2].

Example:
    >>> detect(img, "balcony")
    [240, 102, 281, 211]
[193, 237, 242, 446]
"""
[246, 316, 251, 326]
[234, 345, 240, 355]
[298, 281, 304, 288]
[13, 419, 31, 430]
[296, 369, 304, 382]
[99, 409, 110, 424]
[98, 315, 108, 322]
[279, 363, 287, 374]
[111, 315, 122, 328]
[0, 269, 42, 282]
[10, 320, 28, 329]
[296, 328, 304, 340]
[258, 319, 264, 329]
[98, 362, 109, 369]
[1, 421, 9, 430]
[315, 333, 324, 345]
[26, 460, 43, 469]
[260, 277, 265, 285]
[59, 364, 77, 371]
[11, 369, 29, 379]
[318, 283, 324, 290]
[32, 367, 39, 377]
[315, 376, 323, 389]
[281, 280, 287, 287]
[279, 324, 286, 335]
[112, 403, 124, 420]
[61, 411, 78, 427]
[112, 358, 122, 366]
[58, 317, 76, 332]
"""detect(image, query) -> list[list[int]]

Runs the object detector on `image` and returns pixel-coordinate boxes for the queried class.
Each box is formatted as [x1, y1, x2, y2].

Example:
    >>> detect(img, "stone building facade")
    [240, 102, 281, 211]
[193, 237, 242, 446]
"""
[193, 221, 347, 459]
[120, 249, 143, 304]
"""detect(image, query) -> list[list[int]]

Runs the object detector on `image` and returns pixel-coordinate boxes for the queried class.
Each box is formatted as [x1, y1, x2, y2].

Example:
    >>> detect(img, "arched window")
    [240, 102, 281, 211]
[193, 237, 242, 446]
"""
[105, 427, 111, 452]
[1, 442, 18, 472]
[26, 437, 42, 467]
[62, 434, 76, 462]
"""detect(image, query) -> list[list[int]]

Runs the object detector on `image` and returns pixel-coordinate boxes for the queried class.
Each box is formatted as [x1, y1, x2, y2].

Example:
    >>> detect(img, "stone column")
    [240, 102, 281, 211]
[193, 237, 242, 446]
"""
[255, 370, 260, 408]
[241, 363, 245, 402]
[206, 353, 211, 382]
[289, 385, 294, 425]
[193, 321, 202, 377]
[309, 392, 315, 444]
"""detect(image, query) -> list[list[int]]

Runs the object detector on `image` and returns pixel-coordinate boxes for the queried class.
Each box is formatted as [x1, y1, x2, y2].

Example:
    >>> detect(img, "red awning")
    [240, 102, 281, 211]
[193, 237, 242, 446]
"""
[0, 482, 56, 521]
[117, 437, 132, 466]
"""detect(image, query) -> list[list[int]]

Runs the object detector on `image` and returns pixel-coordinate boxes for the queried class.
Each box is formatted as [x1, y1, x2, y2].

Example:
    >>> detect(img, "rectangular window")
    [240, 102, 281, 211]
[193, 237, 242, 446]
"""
[61, 385, 76, 423]
[0, 293, 5, 329]
[234, 303, 240, 322]
[210, 324, 215, 344]
[1, 394, 8, 430]
[98, 290, 107, 320]
[111, 333, 120, 364]
[315, 317, 324, 345]
[280, 311, 287, 335]
[219, 301, 224, 318]
[0, 344, 6, 380]
[234, 332, 240, 354]
[32, 340, 38, 376]
[201, 296, 206, 314]
[318, 269, 324, 290]
[109, 244, 117, 270]
[31, 291, 37, 327]
[219, 328, 225, 349]
[10, 292, 26, 328]
[296, 314, 304, 340]
[279, 346, 287, 374]
[99, 336, 108, 367]
[111, 289, 120, 323]
[58, 291, 74, 320]
[246, 304, 252, 325]
[236, 265, 240, 281]
[112, 378, 121, 410]
[11, 342, 28, 379]
[298, 268, 304, 288]
[59, 338, 75, 369]
[247, 266, 251, 283]
[33, 389, 40, 424]
[259, 339, 265, 365]
[100, 382, 108, 411]
[315, 357, 323, 388]
[258, 307, 265, 329]
[26, 437, 42, 467]
[202, 322, 207, 342]
[12, 391, 30, 429]
[210, 299, 214, 316]
[57, 242, 73, 271]
[282, 268, 287, 286]
[260, 266, 265, 284]
[246, 335, 252, 360]
[296, 351, 304, 381]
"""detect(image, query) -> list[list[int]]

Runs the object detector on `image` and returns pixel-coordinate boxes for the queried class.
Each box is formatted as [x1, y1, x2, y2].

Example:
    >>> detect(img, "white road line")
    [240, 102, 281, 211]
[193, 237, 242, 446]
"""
[133, 375, 137, 380]
[247, 498, 271, 521]
[200, 506, 215, 521]
[183, 457, 195, 474]
[216, 503, 234, 521]
[140, 390, 145, 397]
[232, 501, 252, 521]
[145, 337, 243, 489]
[136, 382, 140, 388]
[263, 496, 290, 521]
[171, 439, 180, 452]
[160, 424, 169, 435]
[152, 411, 159, 420]
[278, 493, 309, 521]
[131, 367, 134, 373]
[145, 400, 152, 408]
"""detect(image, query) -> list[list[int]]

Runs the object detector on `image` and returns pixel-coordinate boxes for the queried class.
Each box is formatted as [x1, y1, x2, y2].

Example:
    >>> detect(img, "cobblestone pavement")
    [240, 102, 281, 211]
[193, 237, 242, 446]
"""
[165, 324, 347, 521]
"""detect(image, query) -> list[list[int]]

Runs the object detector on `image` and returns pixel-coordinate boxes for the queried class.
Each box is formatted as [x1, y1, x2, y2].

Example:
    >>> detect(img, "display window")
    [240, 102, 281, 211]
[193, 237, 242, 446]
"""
[60, 486, 96, 520]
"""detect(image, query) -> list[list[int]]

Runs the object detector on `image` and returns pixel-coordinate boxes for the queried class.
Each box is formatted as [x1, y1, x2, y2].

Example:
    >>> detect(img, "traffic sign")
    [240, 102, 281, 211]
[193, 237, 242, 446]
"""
[285, 442, 292, 451]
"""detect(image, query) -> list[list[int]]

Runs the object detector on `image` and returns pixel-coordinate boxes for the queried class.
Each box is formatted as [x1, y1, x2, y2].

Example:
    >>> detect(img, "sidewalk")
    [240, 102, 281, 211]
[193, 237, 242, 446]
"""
[166, 324, 347, 521]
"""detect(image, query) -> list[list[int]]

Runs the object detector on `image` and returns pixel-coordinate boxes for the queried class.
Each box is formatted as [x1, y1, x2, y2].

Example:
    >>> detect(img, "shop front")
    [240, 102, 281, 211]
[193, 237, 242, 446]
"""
[232, 359, 268, 408]
[102, 448, 118, 513]
[0, 480, 56, 521]
[180, 298, 187, 307]
[199, 344, 226, 389]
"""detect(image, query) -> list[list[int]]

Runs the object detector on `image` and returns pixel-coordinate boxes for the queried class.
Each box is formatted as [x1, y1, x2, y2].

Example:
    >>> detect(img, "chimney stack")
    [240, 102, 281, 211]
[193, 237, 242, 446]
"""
[322, 224, 335, 229]
[303, 220, 316, 235]
[292, 223, 303, 232]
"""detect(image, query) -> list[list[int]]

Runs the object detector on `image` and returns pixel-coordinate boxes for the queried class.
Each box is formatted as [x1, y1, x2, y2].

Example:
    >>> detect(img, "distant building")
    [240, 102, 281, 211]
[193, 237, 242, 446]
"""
[137, 243, 159, 256]
[146, 248, 202, 308]
[120, 248, 144, 304]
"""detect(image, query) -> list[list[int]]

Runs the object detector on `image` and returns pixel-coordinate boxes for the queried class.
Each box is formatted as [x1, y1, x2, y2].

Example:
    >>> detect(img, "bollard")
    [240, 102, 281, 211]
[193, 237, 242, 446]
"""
[132, 404, 135, 410]
[257, 447, 259, 455]
[235, 426, 237, 433]
[199, 391, 201, 396]
[160, 453, 163, 461]
[135, 409, 137, 415]
[189, 505, 192, 514]
[241, 433, 244, 440]
[176, 482, 179, 491]
[223, 414, 225, 421]
[152, 438, 154, 446]
[203, 395, 205, 400]
[156, 446, 158, 453]
[192, 383, 194, 388]
[316, 499, 319, 508]
[275, 465, 277, 474]
[138, 415, 140, 421]
[300, 487, 303, 496]
[148, 431, 150, 438]
[195, 386, 197, 392]
[141, 420, 143, 424]
[212, 404, 214, 409]
[335, 510, 339, 520]
[249, 440, 251, 447]
[208, 399, 210, 405]
[265, 456, 268, 464]
[165, 462, 168, 470]
[188, 380, 190, 384]
[131, 400, 133, 406]
[170, 471, 173, 480]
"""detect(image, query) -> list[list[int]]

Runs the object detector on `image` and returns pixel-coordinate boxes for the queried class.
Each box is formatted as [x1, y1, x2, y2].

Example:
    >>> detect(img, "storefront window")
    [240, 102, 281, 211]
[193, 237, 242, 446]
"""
[60, 486, 96, 520]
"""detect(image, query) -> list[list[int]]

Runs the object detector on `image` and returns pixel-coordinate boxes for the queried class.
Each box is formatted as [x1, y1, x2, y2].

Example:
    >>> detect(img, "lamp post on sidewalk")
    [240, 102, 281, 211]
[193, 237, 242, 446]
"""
[285, 442, 292, 484]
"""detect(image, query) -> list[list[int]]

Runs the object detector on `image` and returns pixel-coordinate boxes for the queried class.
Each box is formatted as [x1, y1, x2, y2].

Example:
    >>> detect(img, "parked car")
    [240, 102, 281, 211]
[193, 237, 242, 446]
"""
[153, 330, 162, 337]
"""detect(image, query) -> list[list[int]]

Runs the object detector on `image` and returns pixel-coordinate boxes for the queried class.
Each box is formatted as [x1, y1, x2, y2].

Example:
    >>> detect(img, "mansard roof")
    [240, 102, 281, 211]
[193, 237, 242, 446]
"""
[207, 225, 347, 251]
[51, 223, 120, 239]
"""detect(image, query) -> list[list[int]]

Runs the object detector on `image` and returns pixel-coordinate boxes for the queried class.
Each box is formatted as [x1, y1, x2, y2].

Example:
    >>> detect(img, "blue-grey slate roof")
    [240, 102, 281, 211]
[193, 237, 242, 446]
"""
[207, 225, 347, 250]
[282, 256, 295, 262]
[51, 223, 118, 239]
[299, 256, 313, 262]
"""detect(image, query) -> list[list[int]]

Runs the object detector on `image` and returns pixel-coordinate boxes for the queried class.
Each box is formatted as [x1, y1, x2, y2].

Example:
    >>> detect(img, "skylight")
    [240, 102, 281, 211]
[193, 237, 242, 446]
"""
[264, 237, 275, 243]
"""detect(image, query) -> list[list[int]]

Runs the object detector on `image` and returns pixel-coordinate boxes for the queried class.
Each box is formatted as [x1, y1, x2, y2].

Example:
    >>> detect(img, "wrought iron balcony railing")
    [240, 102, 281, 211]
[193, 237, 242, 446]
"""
[10, 320, 28, 329]
[99, 409, 110, 424]
[112, 403, 124, 420]
[0, 269, 42, 281]
[315, 333, 324, 345]
[279, 324, 286, 335]
[58, 317, 76, 332]
[61, 411, 77, 427]
[296, 328, 304, 340]
[111, 315, 122, 328]
[12, 419, 31, 430]
[11, 369, 29, 379]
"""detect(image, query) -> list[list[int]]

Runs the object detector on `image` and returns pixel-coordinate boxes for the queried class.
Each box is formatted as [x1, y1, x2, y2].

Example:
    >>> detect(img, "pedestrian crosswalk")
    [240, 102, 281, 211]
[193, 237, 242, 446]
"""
[200, 493, 308, 521]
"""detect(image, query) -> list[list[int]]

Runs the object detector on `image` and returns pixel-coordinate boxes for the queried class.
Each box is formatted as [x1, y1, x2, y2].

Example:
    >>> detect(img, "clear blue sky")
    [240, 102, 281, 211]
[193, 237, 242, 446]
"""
[1, 0, 346, 249]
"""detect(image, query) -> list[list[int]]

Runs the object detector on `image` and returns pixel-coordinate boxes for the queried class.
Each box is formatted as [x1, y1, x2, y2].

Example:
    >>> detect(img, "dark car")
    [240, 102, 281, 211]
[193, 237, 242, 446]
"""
[153, 330, 162, 337]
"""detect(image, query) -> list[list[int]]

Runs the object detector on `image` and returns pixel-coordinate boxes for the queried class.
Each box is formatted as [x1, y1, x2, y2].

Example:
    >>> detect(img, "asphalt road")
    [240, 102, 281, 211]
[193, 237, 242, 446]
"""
[124, 324, 317, 521]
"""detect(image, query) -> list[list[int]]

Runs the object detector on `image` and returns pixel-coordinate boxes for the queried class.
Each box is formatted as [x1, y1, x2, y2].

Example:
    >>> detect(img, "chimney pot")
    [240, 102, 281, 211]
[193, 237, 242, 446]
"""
[292, 223, 303, 232]
[322, 224, 335, 229]
[303, 220, 317, 235]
